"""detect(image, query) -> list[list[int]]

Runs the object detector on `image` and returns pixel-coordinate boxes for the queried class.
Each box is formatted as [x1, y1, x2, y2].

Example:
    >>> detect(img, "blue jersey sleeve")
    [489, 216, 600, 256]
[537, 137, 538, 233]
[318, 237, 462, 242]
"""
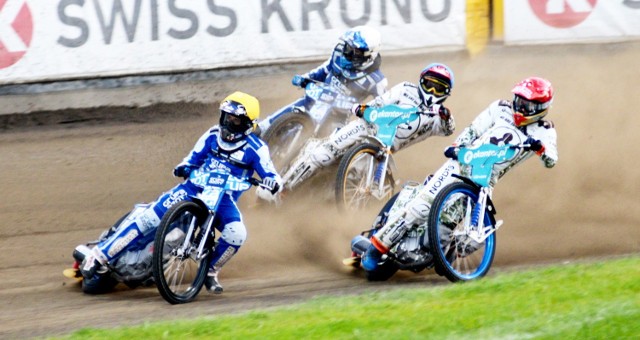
[303, 59, 331, 83]
[245, 135, 282, 184]
[176, 128, 215, 168]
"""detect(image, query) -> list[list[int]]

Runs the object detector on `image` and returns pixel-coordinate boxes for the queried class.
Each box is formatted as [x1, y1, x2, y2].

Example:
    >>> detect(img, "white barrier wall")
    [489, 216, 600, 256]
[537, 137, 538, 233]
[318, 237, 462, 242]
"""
[504, 0, 640, 44]
[0, 0, 466, 85]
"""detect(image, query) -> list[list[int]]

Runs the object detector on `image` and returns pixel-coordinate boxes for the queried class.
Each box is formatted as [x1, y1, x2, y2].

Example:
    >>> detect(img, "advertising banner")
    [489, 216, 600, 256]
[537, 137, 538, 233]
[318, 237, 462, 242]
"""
[504, 0, 640, 44]
[0, 0, 465, 85]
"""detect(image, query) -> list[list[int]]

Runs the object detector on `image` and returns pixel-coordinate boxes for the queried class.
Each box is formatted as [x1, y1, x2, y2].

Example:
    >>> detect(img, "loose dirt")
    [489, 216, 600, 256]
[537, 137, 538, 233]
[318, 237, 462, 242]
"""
[1, 42, 638, 339]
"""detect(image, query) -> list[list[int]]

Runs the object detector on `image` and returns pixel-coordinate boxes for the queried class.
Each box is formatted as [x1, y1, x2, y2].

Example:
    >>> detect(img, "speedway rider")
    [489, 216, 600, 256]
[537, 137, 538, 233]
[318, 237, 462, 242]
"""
[260, 63, 456, 199]
[81, 92, 282, 294]
[361, 76, 559, 271]
[255, 25, 388, 135]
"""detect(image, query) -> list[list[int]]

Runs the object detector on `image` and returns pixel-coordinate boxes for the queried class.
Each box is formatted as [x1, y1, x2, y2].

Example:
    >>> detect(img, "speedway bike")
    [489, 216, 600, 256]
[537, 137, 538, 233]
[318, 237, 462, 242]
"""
[334, 104, 422, 211]
[152, 168, 264, 304]
[261, 80, 358, 175]
[347, 124, 534, 282]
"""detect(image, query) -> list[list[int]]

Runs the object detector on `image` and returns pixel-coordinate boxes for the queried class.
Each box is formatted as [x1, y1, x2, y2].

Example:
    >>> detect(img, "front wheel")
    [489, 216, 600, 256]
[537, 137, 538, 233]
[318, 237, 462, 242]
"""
[428, 182, 496, 282]
[153, 201, 209, 304]
[261, 111, 315, 175]
[335, 143, 395, 211]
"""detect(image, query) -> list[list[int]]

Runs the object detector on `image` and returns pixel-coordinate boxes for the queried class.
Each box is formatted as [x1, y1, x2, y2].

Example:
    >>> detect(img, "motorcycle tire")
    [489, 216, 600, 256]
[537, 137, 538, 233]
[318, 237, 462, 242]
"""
[428, 182, 496, 282]
[153, 200, 209, 304]
[261, 110, 314, 175]
[335, 143, 395, 211]
[363, 193, 400, 281]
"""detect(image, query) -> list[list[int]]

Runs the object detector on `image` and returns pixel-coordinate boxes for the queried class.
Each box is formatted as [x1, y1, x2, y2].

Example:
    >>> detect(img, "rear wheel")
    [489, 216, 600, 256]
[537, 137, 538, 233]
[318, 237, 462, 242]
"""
[335, 143, 394, 211]
[261, 111, 315, 175]
[428, 182, 496, 282]
[153, 201, 209, 304]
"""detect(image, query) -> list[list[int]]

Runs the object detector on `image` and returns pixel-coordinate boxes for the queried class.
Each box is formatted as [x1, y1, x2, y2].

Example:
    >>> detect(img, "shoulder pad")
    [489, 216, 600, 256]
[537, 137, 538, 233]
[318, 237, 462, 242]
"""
[538, 120, 554, 129]
[498, 100, 511, 107]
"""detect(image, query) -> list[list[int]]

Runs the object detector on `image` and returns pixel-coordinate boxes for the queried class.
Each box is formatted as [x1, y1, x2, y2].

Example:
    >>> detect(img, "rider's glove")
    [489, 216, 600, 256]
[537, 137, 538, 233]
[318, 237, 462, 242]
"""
[291, 75, 310, 88]
[524, 137, 545, 154]
[173, 165, 195, 179]
[351, 104, 368, 118]
[261, 177, 281, 195]
[438, 106, 451, 121]
[444, 146, 459, 160]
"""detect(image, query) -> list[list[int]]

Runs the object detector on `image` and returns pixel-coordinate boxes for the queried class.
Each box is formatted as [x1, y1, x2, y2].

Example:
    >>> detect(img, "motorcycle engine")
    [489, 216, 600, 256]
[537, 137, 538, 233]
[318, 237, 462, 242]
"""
[393, 226, 433, 272]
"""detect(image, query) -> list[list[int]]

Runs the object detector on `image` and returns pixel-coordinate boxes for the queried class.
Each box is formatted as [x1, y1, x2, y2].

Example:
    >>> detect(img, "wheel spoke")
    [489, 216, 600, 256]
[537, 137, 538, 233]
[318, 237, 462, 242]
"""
[429, 183, 496, 282]
[153, 202, 210, 304]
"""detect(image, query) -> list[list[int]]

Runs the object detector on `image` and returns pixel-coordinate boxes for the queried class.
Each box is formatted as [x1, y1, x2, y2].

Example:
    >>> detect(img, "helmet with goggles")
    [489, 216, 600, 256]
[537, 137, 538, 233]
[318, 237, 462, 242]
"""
[511, 77, 553, 127]
[419, 63, 454, 107]
[218, 92, 260, 148]
[336, 26, 381, 72]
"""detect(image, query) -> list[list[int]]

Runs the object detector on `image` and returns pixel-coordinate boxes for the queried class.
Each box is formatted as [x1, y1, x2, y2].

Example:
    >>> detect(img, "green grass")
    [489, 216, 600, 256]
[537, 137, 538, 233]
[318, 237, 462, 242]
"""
[57, 256, 640, 339]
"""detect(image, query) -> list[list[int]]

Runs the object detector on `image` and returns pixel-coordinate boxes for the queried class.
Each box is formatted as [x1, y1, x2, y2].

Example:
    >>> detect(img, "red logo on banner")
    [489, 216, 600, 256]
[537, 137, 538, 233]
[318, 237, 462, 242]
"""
[529, 0, 598, 28]
[0, 0, 33, 69]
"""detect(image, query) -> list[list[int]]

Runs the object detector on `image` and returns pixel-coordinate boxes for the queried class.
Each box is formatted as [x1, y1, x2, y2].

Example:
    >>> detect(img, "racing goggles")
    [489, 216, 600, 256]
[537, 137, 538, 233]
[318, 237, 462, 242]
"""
[513, 95, 550, 116]
[343, 43, 368, 64]
[420, 75, 450, 97]
[221, 111, 249, 133]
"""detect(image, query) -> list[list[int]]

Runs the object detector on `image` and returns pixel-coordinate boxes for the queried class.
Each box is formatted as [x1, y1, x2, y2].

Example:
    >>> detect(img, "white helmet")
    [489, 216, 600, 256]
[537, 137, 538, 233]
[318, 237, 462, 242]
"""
[338, 26, 381, 71]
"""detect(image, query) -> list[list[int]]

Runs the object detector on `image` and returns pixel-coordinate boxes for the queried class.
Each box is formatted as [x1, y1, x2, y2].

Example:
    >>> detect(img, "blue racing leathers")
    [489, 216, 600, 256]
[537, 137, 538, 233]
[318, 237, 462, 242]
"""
[257, 48, 388, 133]
[91, 126, 281, 271]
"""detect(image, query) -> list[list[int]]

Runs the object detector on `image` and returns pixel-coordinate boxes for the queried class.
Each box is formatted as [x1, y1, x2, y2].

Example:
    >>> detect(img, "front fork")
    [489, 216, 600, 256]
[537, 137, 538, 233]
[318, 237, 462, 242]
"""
[457, 186, 500, 244]
[179, 212, 215, 261]
[371, 147, 392, 199]
[196, 214, 215, 260]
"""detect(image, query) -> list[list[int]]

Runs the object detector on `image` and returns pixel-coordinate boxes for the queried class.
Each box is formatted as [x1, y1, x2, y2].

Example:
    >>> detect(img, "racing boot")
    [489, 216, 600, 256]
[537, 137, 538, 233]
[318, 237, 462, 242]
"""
[205, 239, 239, 294]
[80, 247, 109, 279]
[205, 268, 223, 294]
[361, 243, 383, 271]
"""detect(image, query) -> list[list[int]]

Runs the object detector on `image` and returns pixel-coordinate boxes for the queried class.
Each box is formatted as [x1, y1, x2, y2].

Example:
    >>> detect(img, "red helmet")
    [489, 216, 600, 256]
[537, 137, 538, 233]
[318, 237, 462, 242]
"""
[511, 77, 553, 127]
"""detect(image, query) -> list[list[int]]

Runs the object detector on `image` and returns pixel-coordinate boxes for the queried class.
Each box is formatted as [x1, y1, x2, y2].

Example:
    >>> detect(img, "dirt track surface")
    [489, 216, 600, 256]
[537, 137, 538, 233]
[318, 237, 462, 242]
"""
[1, 43, 639, 339]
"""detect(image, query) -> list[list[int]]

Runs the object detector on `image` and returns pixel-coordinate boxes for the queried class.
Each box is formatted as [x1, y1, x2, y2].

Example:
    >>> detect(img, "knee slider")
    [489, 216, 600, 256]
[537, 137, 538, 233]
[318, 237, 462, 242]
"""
[406, 200, 430, 225]
[220, 221, 247, 246]
[309, 142, 336, 167]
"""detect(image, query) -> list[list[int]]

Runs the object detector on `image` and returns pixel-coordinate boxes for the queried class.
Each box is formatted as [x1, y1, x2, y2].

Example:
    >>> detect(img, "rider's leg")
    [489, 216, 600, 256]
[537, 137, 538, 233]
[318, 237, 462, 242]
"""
[81, 183, 198, 278]
[282, 119, 371, 191]
[205, 196, 247, 294]
[255, 98, 304, 135]
[280, 138, 336, 191]
[363, 160, 460, 271]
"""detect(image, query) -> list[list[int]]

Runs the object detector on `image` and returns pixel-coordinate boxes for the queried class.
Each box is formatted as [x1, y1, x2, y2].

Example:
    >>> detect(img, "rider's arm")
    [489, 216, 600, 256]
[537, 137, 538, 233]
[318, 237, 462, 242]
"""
[176, 128, 214, 168]
[529, 121, 558, 168]
[422, 104, 455, 137]
[301, 59, 331, 83]
[454, 100, 503, 146]
[366, 81, 408, 107]
[251, 143, 283, 189]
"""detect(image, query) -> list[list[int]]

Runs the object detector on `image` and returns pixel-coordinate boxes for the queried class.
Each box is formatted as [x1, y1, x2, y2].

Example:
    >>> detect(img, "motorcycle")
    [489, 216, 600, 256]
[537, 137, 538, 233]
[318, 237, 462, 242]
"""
[334, 104, 423, 211]
[63, 206, 157, 294]
[260, 80, 358, 175]
[346, 124, 533, 282]
[64, 168, 264, 303]
[152, 168, 262, 304]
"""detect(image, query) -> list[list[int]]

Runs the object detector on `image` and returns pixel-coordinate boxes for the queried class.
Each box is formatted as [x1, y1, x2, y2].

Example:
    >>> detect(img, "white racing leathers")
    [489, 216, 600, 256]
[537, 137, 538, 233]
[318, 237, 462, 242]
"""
[282, 81, 456, 190]
[371, 99, 558, 252]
